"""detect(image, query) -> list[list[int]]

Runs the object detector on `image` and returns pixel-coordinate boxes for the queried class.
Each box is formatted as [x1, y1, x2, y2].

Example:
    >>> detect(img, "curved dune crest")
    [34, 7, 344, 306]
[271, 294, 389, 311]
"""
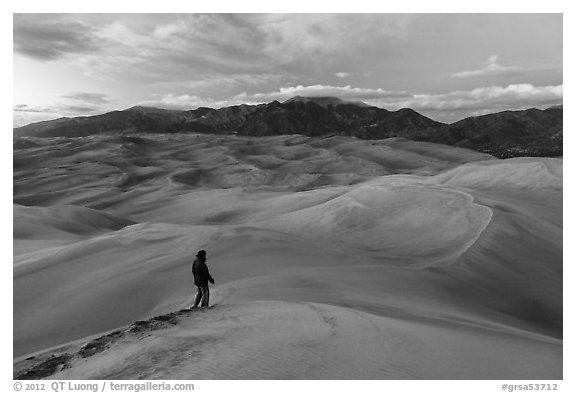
[432, 158, 562, 191]
[262, 178, 492, 262]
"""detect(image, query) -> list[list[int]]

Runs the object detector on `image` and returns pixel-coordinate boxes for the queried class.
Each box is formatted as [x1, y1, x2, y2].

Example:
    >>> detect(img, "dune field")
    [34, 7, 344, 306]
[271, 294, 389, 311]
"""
[13, 134, 562, 379]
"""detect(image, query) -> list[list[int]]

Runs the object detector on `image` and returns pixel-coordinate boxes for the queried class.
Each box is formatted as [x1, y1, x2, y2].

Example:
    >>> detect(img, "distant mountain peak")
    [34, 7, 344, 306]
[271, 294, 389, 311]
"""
[126, 105, 181, 114]
[126, 105, 152, 111]
[283, 96, 369, 108]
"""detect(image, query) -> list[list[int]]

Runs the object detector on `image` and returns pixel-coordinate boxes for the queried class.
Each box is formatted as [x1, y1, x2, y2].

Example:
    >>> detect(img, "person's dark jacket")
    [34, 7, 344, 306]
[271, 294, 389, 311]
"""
[192, 257, 214, 287]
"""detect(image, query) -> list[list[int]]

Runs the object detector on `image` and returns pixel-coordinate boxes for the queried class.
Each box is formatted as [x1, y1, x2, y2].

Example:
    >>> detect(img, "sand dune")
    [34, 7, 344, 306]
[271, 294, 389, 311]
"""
[13, 134, 561, 379]
[433, 157, 562, 191]
[14, 204, 135, 239]
[16, 302, 560, 380]
[260, 179, 492, 262]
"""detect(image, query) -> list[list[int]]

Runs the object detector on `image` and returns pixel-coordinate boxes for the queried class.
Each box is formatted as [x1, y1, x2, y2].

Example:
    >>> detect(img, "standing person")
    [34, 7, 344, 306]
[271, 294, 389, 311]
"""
[192, 249, 215, 308]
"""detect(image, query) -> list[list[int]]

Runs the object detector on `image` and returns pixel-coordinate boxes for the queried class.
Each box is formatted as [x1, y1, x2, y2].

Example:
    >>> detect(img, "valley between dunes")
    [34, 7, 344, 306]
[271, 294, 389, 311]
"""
[13, 134, 562, 379]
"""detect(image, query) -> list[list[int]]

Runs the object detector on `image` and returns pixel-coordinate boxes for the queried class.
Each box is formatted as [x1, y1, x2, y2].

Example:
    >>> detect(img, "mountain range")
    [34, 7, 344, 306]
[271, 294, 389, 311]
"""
[13, 97, 563, 158]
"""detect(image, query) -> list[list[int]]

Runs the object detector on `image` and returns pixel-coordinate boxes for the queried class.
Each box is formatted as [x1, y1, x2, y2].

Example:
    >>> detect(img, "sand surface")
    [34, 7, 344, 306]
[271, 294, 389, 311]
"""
[13, 134, 562, 379]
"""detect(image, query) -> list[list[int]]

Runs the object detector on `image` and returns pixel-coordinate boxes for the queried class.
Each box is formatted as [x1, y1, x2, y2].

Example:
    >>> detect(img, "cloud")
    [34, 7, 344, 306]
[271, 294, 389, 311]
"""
[14, 14, 419, 82]
[138, 83, 562, 121]
[152, 20, 190, 40]
[234, 85, 411, 103]
[148, 73, 290, 97]
[452, 55, 525, 79]
[13, 104, 44, 113]
[13, 14, 103, 61]
[13, 104, 34, 112]
[58, 15, 275, 83]
[255, 14, 415, 65]
[136, 94, 252, 111]
[138, 84, 412, 111]
[232, 83, 562, 117]
[372, 83, 563, 122]
[14, 103, 103, 115]
[61, 105, 103, 114]
[137, 94, 220, 110]
[13, 92, 113, 127]
[61, 92, 110, 105]
[335, 72, 351, 79]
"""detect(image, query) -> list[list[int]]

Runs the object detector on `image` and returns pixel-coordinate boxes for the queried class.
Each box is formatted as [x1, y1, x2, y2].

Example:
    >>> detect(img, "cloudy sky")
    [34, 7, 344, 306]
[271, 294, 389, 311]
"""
[13, 13, 562, 127]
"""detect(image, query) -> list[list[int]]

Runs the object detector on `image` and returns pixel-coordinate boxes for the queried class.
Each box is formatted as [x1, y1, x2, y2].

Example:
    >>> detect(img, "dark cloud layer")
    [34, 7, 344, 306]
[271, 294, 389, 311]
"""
[13, 15, 102, 60]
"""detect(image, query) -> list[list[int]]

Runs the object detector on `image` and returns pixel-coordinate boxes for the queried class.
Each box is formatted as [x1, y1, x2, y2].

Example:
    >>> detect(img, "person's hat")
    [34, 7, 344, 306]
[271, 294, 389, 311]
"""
[196, 250, 206, 258]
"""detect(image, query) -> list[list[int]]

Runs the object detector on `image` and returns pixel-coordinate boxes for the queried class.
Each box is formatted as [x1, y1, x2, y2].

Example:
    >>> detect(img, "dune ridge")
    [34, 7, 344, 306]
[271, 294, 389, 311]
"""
[15, 301, 561, 380]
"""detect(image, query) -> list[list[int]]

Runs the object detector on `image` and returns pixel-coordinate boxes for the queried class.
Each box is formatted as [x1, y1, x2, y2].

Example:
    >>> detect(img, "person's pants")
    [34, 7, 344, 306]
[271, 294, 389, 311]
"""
[193, 286, 209, 308]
